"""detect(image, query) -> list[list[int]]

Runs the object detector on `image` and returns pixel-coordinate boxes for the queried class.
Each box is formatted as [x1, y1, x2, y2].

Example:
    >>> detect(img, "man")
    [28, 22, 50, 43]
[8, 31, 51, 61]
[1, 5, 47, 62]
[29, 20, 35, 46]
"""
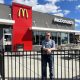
[41, 32, 55, 80]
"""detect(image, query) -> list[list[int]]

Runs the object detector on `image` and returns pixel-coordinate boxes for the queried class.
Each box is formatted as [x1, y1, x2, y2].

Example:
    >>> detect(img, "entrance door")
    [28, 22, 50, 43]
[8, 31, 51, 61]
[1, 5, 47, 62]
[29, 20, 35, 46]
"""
[3, 28, 12, 51]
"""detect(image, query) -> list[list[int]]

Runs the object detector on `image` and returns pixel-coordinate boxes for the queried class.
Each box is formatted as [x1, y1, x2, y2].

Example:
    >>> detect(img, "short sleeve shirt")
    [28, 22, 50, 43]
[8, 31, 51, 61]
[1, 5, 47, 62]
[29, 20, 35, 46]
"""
[42, 39, 55, 49]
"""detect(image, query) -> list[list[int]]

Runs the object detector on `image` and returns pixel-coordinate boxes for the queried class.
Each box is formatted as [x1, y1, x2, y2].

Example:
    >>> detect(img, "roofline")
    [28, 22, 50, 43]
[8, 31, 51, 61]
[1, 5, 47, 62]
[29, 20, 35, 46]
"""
[0, 19, 15, 25]
[32, 27, 80, 33]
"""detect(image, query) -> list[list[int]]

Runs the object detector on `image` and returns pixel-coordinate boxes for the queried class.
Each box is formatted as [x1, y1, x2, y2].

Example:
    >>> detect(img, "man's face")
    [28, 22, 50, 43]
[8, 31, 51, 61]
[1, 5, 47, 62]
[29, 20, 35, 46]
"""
[45, 32, 51, 40]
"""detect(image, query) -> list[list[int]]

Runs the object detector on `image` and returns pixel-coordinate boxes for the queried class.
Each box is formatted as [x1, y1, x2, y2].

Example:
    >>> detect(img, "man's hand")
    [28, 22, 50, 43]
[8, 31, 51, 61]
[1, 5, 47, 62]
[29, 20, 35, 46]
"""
[47, 49, 51, 54]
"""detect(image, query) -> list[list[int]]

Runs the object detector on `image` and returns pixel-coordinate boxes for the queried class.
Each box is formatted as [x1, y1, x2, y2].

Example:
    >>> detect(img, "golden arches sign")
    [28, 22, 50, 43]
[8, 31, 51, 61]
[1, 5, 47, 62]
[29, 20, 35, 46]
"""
[18, 8, 28, 18]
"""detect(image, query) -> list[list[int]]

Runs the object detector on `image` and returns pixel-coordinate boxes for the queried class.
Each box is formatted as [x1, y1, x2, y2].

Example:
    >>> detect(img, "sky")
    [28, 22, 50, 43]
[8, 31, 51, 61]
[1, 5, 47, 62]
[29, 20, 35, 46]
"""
[0, 0, 80, 31]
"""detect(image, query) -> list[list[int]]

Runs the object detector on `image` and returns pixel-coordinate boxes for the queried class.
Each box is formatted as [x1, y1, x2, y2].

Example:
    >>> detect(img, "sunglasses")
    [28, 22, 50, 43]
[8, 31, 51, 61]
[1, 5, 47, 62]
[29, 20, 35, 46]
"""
[46, 35, 50, 36]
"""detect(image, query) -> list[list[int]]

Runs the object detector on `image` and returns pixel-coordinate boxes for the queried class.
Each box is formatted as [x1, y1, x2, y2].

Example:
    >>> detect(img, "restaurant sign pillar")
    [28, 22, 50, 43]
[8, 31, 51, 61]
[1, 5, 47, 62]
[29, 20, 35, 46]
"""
[12, 3, 32, 51]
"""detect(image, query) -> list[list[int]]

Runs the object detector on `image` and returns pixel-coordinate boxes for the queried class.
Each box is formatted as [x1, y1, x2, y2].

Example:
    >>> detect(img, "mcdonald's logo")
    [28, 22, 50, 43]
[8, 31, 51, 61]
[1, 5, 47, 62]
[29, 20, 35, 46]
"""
[18, 8, 28, 18]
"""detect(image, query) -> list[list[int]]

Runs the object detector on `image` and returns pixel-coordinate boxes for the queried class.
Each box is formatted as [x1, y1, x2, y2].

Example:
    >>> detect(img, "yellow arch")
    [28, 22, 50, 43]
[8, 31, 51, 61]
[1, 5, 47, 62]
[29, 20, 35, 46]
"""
[18, 8, 28, 18]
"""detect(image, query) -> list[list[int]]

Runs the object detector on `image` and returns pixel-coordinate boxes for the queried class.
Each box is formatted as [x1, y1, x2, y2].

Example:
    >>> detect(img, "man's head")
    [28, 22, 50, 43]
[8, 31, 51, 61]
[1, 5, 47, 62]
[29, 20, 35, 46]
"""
[45, 32, 51, 40]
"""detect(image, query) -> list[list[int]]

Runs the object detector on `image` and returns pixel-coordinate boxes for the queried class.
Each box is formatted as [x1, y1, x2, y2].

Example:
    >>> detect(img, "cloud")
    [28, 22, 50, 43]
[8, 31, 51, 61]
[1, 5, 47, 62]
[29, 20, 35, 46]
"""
[75, 19, 80, 30]
[53, 10, 70, 17]
[45, 0, 60, 3]
[75, 19, 80, 23]
[33, 3, 60, 13]
[76, 5, 80, 10]
[75, 23, 79, 27]
[13, 0, 60, 13]
[24, 0, 38, 6]
[12, 0, 70, 17]
[63, 10, 70, 15]
[25, 0, 60, 14]
[75, 23, 80, 30]
[13, 0, 38, 6]
[54, 13, 64, 17]
[0, 0, 4, 4]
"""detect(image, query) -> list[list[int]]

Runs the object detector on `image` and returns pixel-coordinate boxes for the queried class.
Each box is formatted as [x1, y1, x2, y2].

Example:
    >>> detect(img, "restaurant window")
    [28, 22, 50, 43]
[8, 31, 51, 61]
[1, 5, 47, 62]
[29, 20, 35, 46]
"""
[39, 32, 41, 45]
[69, 33, 75, 43]
[40, 32, 45, 45]
[51, 32, 57, 44]
[33, 31, 39, 45]
[32, 31, 35, 45]
[57, 32, 61, 45]
[61, 33, 68, 44]
[33, 31, 46, 45]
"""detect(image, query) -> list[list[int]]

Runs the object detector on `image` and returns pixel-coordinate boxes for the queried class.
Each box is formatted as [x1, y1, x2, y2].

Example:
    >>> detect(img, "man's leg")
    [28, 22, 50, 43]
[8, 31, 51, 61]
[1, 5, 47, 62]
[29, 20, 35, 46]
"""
[41, 55, 47, 80]
[48, 55, 54, 80]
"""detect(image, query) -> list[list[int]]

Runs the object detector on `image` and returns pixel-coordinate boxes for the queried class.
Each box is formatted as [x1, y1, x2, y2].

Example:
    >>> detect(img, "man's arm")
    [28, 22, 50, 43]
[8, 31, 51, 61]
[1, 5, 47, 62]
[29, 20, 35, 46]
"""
[49, 40, 56, 51]
[50, 47, 55, 51]
[45, 40, 56, 54]
[42, 45, 49, 51]
[42, 40, 49, 51]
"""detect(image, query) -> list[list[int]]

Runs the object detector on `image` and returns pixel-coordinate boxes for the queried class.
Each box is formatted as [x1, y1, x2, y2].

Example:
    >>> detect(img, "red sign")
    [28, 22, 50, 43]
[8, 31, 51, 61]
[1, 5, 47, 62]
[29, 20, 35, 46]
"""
[12, 3, 32, 51]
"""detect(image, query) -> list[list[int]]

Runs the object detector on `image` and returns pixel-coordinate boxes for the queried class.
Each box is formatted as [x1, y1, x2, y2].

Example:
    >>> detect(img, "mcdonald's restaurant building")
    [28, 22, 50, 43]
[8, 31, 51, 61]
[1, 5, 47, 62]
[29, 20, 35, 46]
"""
[0, 3, 80, 51]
